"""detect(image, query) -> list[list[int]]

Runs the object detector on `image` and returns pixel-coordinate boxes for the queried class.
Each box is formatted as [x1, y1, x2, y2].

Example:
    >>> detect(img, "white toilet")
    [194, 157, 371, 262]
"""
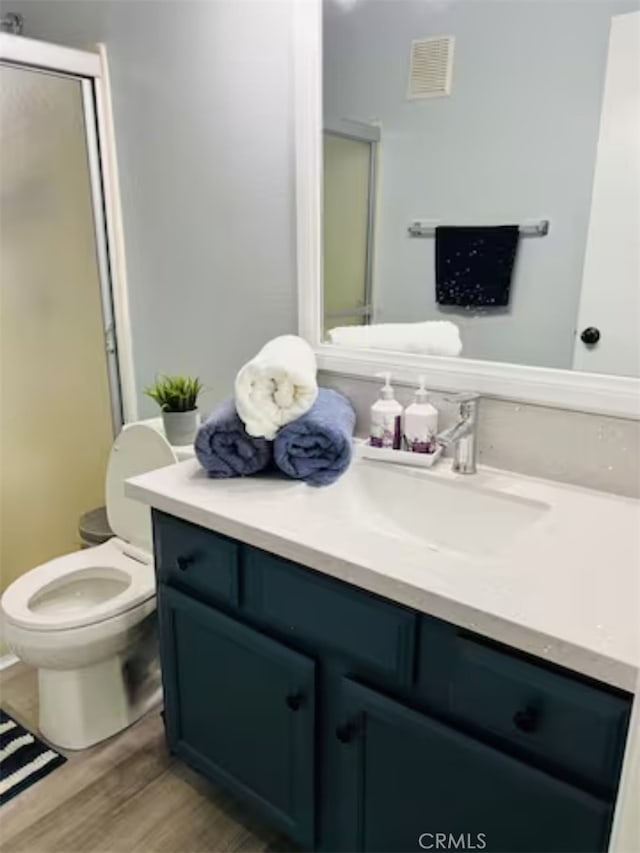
[1, 422, 190, 750]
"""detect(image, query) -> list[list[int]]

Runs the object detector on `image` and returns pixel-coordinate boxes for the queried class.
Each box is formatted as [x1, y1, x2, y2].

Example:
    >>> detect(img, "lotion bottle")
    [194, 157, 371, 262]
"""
[370, 372, 403, 450]
[403, 376, 438, 453]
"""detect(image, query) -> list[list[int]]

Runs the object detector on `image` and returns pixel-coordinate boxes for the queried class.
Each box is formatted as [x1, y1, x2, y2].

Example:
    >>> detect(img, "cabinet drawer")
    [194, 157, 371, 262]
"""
[447, 635, 630, 792]
[153, 512, 239, 608]
[244, 548, 416, 684]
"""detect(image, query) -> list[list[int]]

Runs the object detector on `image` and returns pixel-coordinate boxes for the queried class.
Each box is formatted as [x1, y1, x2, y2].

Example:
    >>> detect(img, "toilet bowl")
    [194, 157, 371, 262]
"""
[1, 422, 189, 750]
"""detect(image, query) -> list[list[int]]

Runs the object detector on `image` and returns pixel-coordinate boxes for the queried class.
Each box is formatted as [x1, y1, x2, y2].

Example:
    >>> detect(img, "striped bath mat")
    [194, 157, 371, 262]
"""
[0, 710, 66, 805]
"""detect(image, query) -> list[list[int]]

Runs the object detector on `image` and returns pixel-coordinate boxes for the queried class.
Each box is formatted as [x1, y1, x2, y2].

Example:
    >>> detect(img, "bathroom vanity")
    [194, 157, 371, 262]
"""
[127, 457, 638, 853]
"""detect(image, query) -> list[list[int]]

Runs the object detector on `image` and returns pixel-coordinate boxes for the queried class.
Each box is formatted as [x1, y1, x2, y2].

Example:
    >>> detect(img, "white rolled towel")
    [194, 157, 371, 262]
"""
[327, 321, 462, 357]
[235, 335, 318, 439]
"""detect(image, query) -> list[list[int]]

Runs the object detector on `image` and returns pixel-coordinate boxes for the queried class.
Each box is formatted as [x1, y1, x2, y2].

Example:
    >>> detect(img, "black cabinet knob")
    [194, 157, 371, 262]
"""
[580, 327, 601, 345]
[176, 555, 195, 571]
[513, 706, 540, 733]
[286, 692, 304, 711]
[336, 721, 358, 743]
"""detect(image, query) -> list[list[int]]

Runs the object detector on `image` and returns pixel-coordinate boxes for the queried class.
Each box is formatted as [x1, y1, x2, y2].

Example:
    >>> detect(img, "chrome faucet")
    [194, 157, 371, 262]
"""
[437, 393, 480, 474]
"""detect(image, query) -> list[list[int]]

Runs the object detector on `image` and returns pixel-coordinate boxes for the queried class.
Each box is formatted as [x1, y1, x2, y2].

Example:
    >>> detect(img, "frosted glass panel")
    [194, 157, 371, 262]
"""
[0, 66, 114, 596]
[323, 133, 370, 330]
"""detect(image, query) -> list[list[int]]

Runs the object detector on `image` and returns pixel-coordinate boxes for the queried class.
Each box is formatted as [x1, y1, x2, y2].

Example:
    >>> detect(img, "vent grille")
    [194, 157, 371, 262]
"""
[407, 36, 455, 99]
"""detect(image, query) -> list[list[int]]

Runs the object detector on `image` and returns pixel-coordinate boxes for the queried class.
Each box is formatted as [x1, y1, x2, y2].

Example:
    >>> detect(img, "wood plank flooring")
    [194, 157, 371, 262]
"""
[0, 662, 293, 853]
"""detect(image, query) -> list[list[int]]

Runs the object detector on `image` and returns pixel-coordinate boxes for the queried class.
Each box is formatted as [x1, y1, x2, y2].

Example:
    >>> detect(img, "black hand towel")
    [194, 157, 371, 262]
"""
[435, 225, 519, 308]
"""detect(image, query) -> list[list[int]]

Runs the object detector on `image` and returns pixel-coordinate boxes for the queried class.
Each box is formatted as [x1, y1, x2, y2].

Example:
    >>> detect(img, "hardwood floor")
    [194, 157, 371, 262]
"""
[0, 662, 293, 853]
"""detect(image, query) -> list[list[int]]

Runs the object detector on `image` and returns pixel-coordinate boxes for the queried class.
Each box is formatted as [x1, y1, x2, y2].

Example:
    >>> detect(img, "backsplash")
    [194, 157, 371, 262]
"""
[320, 372, 640, 499]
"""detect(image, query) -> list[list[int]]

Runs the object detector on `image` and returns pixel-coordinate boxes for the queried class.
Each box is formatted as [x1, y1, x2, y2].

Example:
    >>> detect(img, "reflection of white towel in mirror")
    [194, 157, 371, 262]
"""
[327, 321, 462, 357]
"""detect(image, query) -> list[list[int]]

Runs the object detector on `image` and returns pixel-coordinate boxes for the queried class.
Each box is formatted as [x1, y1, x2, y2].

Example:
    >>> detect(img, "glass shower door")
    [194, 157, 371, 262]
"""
[323, 132, 375, 333]
[0, 64, 116, 600]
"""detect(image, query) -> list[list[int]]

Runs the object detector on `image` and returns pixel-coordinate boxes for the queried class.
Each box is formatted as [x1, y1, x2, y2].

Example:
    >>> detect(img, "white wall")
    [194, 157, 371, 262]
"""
[9, 0, 298, 416]
[324, 0, 639, 369]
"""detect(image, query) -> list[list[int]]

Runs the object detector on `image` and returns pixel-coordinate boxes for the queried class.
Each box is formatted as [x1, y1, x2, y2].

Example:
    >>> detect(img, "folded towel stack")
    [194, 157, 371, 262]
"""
[327, 320, 462, 357]
[194, 335, 355, 486]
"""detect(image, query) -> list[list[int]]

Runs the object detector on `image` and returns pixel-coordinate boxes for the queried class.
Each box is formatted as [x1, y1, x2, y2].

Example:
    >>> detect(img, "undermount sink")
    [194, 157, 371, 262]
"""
[342, 460, 549, 557]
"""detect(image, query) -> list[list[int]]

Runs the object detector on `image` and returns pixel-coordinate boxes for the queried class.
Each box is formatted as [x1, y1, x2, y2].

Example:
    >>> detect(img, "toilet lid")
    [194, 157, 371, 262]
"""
[106, 423, 177, 551]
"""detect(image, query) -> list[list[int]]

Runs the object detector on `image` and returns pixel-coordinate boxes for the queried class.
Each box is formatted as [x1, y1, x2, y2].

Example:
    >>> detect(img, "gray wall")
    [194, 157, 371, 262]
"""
[10, 0, 297, 417]
[324, 0, 639, 369]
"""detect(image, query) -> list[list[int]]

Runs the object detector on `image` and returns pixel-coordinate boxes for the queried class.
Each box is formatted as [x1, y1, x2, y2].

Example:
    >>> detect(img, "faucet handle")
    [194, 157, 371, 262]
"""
[444, 392, 480, 405]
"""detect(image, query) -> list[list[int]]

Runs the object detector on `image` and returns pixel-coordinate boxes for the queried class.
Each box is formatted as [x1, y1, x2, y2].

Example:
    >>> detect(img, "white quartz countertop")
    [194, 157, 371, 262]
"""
[126, 457, 640, 692]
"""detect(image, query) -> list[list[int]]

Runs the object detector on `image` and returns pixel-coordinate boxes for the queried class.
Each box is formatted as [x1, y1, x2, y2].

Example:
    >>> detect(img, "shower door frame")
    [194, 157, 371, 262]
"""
[0, 34, 137, 430]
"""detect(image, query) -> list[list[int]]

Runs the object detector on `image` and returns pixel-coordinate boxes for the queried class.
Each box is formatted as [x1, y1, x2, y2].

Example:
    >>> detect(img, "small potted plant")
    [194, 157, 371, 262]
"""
[144, 374, 203, 446]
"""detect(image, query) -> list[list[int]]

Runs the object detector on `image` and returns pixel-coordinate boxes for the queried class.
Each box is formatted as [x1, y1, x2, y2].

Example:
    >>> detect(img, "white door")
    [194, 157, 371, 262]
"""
[573, 11, 640, 377]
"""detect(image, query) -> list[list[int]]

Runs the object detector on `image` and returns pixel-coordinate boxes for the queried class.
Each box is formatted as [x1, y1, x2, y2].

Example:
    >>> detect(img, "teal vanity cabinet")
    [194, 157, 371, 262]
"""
[152, 511, 631, 853]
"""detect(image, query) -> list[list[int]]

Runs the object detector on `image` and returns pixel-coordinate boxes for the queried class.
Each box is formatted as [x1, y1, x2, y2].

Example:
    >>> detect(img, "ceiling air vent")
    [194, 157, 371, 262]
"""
[407, 36, 455, 99]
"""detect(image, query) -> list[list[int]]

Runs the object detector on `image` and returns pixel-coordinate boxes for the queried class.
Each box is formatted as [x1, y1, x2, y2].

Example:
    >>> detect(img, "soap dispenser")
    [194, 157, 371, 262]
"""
[370, 372, 403, 450]
[403, 376, 438, 453]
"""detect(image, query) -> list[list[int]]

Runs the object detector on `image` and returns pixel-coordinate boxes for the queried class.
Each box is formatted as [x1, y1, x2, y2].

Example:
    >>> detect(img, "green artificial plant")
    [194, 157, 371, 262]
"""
[144, 374, 203, 413]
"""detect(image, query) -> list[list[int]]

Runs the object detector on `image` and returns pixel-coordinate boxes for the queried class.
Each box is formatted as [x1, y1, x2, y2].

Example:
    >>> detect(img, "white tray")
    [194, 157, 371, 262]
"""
[355, 439, 444, 469]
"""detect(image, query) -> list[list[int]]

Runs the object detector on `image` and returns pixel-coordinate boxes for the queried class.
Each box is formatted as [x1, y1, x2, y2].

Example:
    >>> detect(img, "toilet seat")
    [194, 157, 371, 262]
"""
[1, 538, 155, 632]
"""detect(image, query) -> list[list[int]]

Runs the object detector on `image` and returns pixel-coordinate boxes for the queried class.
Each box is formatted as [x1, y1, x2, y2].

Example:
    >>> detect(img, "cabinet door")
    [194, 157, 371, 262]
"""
[159, 585, 315, 847]
[336, 679, 612, 853]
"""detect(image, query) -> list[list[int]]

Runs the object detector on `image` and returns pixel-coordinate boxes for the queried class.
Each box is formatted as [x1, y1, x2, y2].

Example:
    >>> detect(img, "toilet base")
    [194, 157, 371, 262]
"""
[38, 642, 162, 750]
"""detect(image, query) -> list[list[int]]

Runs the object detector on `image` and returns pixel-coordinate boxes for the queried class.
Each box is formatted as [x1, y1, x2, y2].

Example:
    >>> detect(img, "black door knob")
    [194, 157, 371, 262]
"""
[513, 706, 540, 733]
[176, 555, 195, 571]
[285, 692, 304, 711]
[336, 721, 358, 743]
[580, 327, 601, 345]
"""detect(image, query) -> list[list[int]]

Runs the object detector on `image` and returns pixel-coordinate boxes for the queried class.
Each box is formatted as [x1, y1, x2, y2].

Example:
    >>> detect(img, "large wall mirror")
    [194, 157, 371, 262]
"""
[295, 0, 640, 416]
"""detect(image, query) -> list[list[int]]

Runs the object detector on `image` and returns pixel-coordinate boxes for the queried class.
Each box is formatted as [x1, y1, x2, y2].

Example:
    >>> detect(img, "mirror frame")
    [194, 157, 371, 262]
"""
[293, 0, 640, 419]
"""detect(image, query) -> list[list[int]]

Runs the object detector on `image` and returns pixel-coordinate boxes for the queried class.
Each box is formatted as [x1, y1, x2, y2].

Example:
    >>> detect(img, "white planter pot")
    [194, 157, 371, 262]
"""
[162, 409, 200, 446]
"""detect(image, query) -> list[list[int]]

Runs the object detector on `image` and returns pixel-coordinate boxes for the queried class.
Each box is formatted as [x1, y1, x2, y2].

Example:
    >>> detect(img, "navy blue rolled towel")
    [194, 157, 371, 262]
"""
[195, 398, 272, 478]
[274, 388, 355, 486]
